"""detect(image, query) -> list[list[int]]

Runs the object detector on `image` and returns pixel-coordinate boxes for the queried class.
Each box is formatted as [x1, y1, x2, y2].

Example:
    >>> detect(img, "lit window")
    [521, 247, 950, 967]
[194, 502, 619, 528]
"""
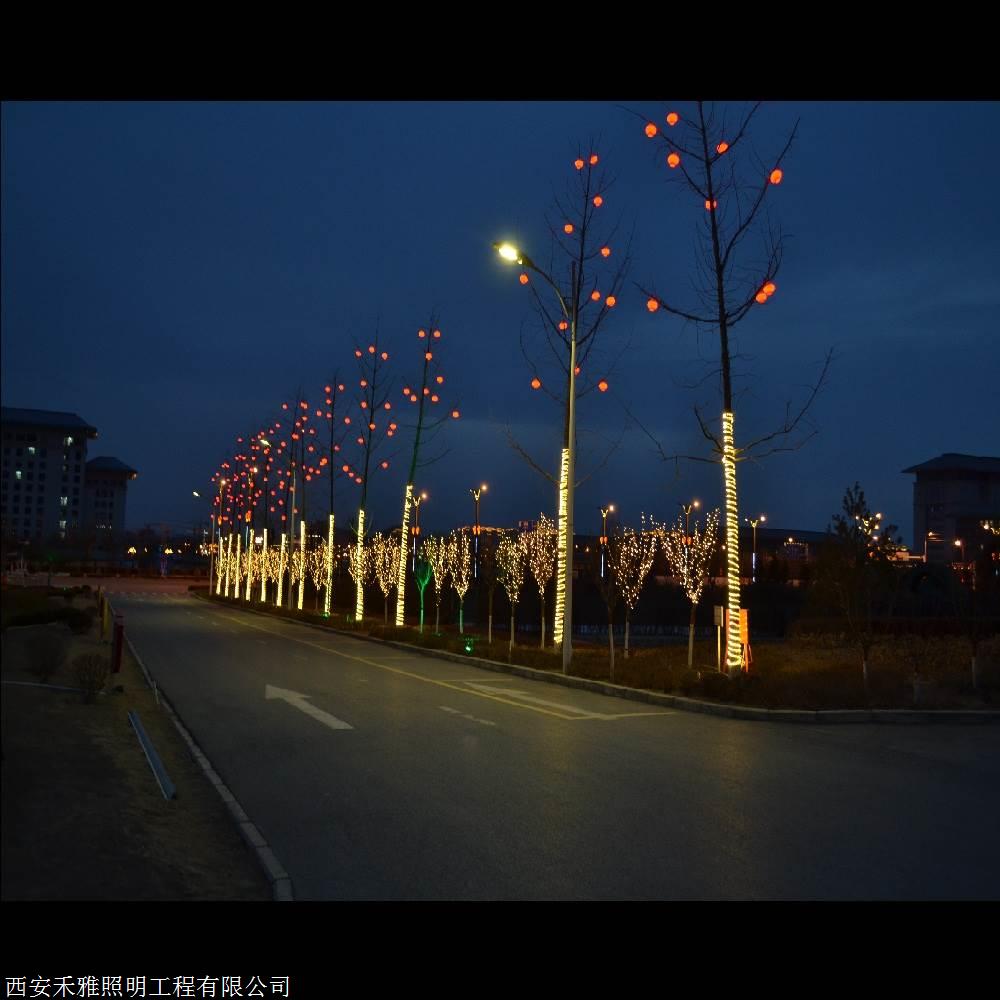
[60, 496, 68, 507]
[63, 436, 74, 447]
[15, 470, 21, 480]
[27, 446, 35, 456]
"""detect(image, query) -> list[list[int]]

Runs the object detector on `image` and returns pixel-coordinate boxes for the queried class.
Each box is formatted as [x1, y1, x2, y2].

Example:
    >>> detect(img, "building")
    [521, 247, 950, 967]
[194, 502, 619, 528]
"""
[1, 407, 136, 547]
[902, 453, 1000, 562]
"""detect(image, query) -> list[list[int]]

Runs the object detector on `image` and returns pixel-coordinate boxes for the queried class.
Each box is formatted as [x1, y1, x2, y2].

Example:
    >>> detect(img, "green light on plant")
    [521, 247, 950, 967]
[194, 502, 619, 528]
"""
[464, 638, 474, 655]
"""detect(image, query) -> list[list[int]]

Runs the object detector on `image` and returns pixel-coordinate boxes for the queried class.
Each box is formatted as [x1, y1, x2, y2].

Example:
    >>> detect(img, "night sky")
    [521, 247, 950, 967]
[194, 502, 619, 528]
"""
[3, 101, 998, 548]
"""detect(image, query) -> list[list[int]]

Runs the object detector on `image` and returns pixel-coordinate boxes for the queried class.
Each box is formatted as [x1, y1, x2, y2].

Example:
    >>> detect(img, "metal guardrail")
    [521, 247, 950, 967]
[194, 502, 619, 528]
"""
[127, 709, 176, 800]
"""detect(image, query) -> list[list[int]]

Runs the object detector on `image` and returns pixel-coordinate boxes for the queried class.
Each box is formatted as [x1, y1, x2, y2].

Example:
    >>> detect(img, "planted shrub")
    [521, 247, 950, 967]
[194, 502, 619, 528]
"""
[27, 629, 68, 683]
[679, 668, 701, 696]
[73, 652, 109, 703]
[699, 670, 731, 700]
[65, 608, 96, 635]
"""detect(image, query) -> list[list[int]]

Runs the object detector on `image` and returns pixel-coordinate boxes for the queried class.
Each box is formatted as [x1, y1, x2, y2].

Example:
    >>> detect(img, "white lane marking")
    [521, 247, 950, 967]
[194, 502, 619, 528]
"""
[439, 705, 497, 727]
[265, 685, 353, 732]
[462, 681, 611, 718]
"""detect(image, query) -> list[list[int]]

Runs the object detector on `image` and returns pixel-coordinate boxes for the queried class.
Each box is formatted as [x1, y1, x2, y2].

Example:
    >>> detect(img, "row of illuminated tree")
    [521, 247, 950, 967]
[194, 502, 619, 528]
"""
[212, 507, 723, 670]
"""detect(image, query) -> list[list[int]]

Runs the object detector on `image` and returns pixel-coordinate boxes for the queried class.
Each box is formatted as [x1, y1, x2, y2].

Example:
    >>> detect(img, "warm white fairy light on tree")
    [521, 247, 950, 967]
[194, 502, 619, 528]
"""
[324, 514, 335, 616]
[497, 530, 527, 655]
[307, 541, 328, 611]
[421, 535, 450, 634]
[224, 534, 233, 597]
[606, 517, 658, 658]
[525, 514, 558, 648]
[297, 521, 306, 610]
[275, 533, 287, 608]
[259, 529, 268, 603]
[373, 531, 402, 625]
[348, 533, 371, 619]
[659, 508, 720, 668]
[232, 534, 242, 599]
[447, 530, 472, 634]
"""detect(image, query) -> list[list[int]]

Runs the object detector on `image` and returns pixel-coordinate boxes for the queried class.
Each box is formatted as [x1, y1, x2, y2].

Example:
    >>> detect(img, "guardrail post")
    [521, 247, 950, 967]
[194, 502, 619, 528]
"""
[111, 613, 125, 673]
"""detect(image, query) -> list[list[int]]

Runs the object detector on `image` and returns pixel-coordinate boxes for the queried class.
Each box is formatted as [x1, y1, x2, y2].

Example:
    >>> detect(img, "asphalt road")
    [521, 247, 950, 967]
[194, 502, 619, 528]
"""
[106, 585, 1000, 900]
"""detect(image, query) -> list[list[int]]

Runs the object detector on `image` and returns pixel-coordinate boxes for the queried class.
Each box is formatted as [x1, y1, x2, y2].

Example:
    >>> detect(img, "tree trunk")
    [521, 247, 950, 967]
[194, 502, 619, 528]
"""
[540, 594, 545, 649]
[488, 590, 494, 645]
[459, 602, 464, 635]
[384, 595, 388, 625]
[608, 606, 615, 682]
[419, 597, 425, 634]
[862, 654, 869, 700]
[971, 654, 978, 692]
[394, 484, 412, 627]
[509, 610, 515, 655]
[435, 602, 440, 634]
[721, 411, 741, 672]
[688, 602, 697, 668]
[625, 615, 630, 659]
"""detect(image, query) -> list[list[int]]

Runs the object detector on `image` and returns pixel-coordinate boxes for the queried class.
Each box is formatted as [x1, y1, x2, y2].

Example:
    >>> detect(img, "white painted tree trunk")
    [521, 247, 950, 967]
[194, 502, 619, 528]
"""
[394, 484, 412, 627]
[722, 412, 741, 672]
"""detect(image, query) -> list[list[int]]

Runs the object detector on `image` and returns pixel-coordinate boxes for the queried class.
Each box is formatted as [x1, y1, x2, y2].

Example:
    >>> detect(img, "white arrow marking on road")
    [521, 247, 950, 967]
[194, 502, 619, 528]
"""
[265, 685, 354, 731]
[462, 681, 609, 718]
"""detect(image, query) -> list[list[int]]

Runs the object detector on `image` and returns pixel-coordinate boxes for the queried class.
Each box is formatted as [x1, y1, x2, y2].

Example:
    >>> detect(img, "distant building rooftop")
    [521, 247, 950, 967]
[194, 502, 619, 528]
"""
[1, 407, 98, 437]
[87, 456, 138, 479]
[901, 453, 1000, 474]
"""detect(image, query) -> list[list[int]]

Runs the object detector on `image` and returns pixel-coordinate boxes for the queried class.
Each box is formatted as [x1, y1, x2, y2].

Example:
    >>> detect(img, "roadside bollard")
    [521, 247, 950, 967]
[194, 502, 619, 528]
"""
[111, 613, 125, 674]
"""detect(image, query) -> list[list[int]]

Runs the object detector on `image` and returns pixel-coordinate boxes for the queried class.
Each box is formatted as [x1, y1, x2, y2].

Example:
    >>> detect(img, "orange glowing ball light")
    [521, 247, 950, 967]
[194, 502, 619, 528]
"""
[574, 158, 584, 170]
[381, 351, 388, 360]
[531, 377, 541, 389]
[605, 296, 617, 308]
[593, 195, 603, 207]
[519, 273, 529, 285]
[354, 350, 362, 358]
[770, 169, 783, 185]
[564, 223, 574, 234]
[368, 345, 375, 354]
[452, 410, 460, 419]
[425, 352, 433, 361]
[764, 282, 776, 294]
[418, 329, 426, 338]
[647, 298, 660, 313]
[558, 321, 568, 331]
[717, 142, 729, 154]
[666, 112, 679, 126]
[705, 200, 718, 211]
[591, 290, 601, 301]
[600, 247, 611, 258]
[667, 153, 680, 169]
[433, 330, 441, 339]
[589, 154, 598, 165]
[598, 380, 609, 392]
[645, 123, 658, 138]
[755, 292, 768, 304]
[431, 394, 439, 403]
[435, 375, 444, 384]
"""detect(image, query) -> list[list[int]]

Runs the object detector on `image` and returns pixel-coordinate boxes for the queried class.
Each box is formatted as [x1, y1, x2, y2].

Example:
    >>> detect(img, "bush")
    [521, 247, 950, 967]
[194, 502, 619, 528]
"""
[678, 668, 700, 696]
[26, 629, 68, 683]
[698, 670, 731, 700]
[73, 652, 110, 703]
[64, 608, 96, 635]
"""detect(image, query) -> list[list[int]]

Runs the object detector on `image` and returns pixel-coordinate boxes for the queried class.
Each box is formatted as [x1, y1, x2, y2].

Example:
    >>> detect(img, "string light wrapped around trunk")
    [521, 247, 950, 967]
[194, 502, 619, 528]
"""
[276, 533, 286, 608]
[553, 447, 570, 648]
[324, 515, 335, 616]
[394, 484, 413, 626]
[722, 411, 742, 670]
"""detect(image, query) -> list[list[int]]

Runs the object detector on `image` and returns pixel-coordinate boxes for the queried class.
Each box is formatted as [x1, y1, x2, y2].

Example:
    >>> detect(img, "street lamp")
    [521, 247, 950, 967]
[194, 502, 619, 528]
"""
[207, 478, 226, 590]
[680, 499, 700, 541]
[954, 537, 965, 564]
[470, 483, 488, 579]
[745, 513, 766, 583]
[411, 491, 427, 571]
[599, 504, 615, 578]
[495, 240, 579, 673]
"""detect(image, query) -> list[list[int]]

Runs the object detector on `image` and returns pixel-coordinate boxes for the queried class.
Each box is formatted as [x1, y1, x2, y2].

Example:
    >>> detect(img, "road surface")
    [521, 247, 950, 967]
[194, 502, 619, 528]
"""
[105, 583, 1000, 900]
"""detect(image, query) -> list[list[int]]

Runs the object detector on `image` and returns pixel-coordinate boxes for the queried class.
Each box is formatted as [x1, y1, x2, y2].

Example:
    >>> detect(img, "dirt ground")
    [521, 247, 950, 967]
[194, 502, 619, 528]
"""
[1, 594, 272, 901]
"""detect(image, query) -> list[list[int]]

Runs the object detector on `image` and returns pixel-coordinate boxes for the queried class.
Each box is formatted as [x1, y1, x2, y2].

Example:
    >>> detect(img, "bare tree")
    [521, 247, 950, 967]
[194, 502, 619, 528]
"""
[447, 529, 473, 634]
[421, 535, 450, 634]
[607, 518, 659, 659]
[497, 530, 528, 656]
[524, 514, 558, 648]
[393, 318, 461, 627]
[659, 509, 720, 668]
[495, 143, 632, 672]
[634, 102, 829, 672]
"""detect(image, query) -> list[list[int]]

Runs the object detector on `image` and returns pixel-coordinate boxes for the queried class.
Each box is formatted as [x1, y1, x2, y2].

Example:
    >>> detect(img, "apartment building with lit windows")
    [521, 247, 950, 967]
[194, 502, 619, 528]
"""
[1, 407, 136, 544]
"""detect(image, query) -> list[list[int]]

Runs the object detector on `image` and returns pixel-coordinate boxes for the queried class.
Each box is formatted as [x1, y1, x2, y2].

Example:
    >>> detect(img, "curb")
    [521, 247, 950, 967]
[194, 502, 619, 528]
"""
[122, 628, 294, 900]
[194, 593, 1000, 725]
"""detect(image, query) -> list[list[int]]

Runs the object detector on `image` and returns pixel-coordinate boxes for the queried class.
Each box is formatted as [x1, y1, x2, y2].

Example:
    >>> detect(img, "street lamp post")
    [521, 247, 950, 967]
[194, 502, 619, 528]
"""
[680, 499, 700, 543]
[205, 479, 226, 592]
[599, 504, 615, 578]
[411, 491, 427, 572]
[745, 513, 766, 583]
[470, 483, 488, 579]
[495, 241, 578, 673]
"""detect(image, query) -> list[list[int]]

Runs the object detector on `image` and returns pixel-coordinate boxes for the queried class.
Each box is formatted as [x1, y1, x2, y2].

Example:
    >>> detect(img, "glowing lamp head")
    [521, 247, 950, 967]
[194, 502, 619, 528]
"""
[589, 154, 598, 165]
[600, 246, 611, 257]
[418, 329, 426, 338]
[666, 112, 679, 126]
[647, 298, 660, 313]
[598, 380, 609, 392]
[645, 123, 658, 138]
[451, 410, 460, 419]
[558, 320, 568, 331]
[564, 223, 574, 234]
[755, 292, 767, 304]
[435, 375, 444, 384]
[763, 282, 776, 294]
[433, 329, 441, 339]
[530, 377, 541, 390]
[770, 168, 783, 185]
[519, 273, 529, 285]
[591, 290, 601, 301]
[605, 295, 616, 307]
[354, 349, 362, 358]
[368, 345, 375, 354]
[593, 195, 603, 207]
[667, 153, 680, 169]
[574, 158, 584, 170]
[716, 141, 729, 154]
[496, 242, 520, 263]
[425, 352, 433, 361]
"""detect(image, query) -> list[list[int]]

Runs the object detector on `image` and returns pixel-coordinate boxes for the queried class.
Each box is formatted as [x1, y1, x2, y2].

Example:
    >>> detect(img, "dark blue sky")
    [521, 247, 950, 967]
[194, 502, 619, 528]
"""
[3, 101, 998, 549]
